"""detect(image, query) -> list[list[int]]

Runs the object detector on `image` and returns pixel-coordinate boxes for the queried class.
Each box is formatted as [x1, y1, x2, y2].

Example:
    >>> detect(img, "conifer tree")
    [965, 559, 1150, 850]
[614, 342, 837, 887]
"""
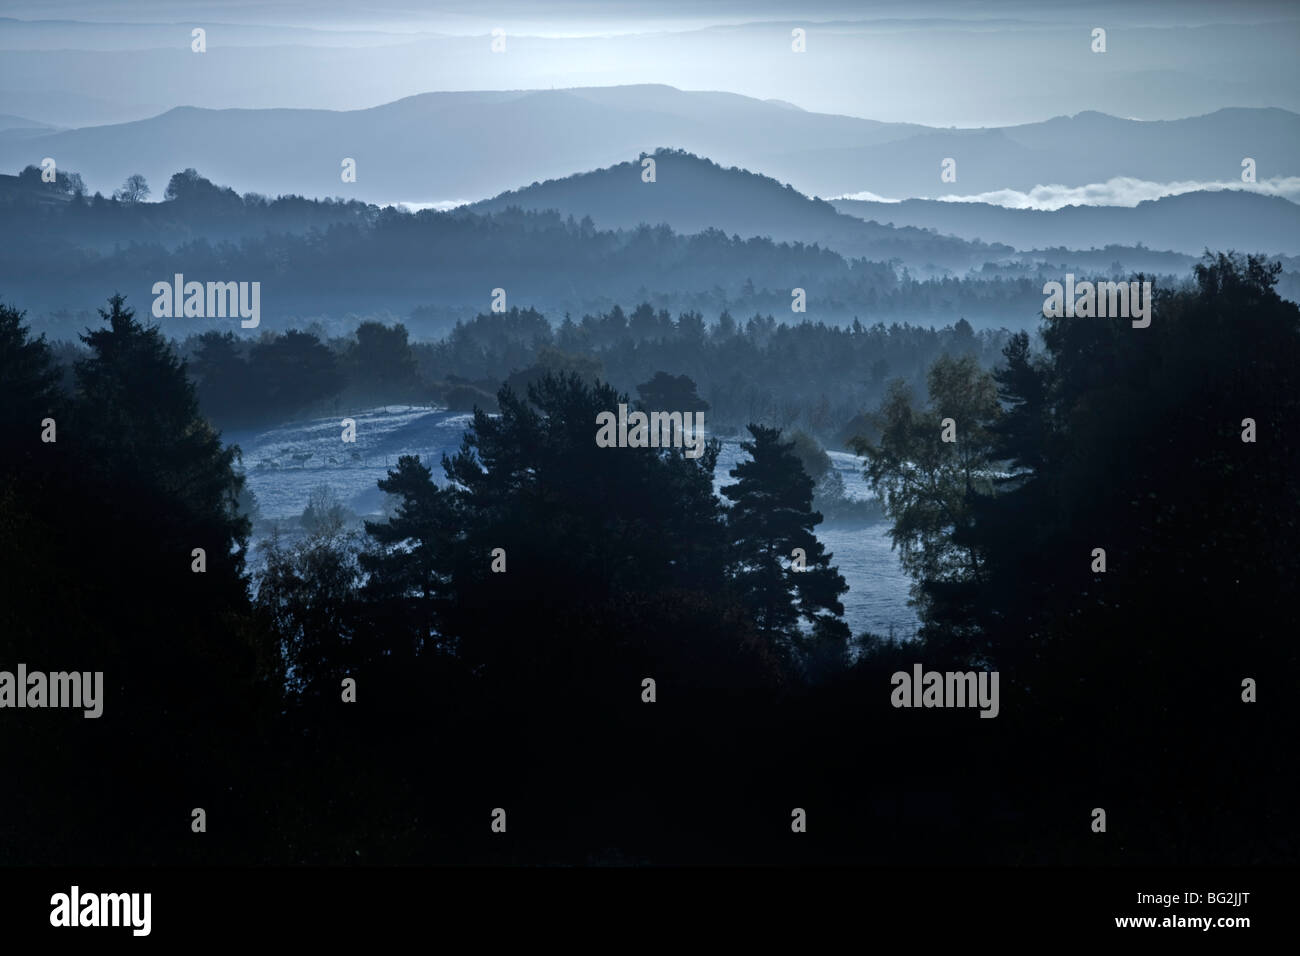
[722, 424, 849, 674]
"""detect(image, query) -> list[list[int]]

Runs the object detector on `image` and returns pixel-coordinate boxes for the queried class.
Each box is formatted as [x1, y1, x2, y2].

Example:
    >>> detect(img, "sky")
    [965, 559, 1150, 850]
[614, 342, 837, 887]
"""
[6, 1, 1300, 28]
[0, 0, 1296, 216]
[1, 1, 1296, 127]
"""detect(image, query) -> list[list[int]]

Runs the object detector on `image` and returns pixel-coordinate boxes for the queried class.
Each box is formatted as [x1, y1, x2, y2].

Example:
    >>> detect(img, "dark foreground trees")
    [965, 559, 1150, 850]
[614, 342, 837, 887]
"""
[2, 262, 1295, 866]
[258, 374, 844, 862]
[856, 253, 1300, 862]
[722, 424, 850, 678]
[360, 374, 785, 698]
[0, 295, 271, 864]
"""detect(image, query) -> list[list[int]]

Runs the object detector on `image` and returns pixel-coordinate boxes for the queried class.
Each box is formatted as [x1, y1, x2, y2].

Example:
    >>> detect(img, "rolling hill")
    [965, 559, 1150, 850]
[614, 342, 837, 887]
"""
[468, 149, 1014, 271]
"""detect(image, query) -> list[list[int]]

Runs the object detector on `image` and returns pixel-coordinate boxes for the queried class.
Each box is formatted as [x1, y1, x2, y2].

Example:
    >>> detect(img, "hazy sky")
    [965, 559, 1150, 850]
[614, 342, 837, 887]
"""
[7, 1, 1300, 29]
[1, 1, 1296, 127]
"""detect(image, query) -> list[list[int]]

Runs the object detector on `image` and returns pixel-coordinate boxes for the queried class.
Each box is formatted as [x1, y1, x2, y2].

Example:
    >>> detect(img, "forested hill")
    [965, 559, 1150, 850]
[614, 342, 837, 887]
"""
[468, 148, 1014, 269]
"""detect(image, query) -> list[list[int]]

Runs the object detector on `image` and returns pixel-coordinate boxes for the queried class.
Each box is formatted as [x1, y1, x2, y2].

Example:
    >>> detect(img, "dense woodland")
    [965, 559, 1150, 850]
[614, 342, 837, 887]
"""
[158, 306, 1011, 448]
[1, 251, 1295, 865]
[1, 165, 1228, 334]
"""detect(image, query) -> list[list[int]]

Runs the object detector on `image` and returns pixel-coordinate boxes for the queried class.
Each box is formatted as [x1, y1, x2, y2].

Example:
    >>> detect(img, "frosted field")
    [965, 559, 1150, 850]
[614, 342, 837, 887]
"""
[227, 406, 918, 639]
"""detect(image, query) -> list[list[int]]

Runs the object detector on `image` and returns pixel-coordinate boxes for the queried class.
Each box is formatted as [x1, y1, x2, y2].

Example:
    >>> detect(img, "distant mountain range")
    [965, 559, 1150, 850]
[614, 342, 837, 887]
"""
[765, 107, 1300, 200]
[833, 189, 1300, 257]
[3, 15, 1297, 128]
[0, 112, 43, 129]
[0, 85, 1295, 205]
[0, 112, 53, 138]
[1, 144, 1266, 282]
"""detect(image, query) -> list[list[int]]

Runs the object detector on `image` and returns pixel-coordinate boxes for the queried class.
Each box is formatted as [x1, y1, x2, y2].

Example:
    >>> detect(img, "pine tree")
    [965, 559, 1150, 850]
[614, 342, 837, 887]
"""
[722, 424, 849, 675]
[0, 301, 67, 656]
[360, 454, 456, 656]
[74, 294, 251, 597]
[0, 302, 62, 465]
[3, 294, 270, 863]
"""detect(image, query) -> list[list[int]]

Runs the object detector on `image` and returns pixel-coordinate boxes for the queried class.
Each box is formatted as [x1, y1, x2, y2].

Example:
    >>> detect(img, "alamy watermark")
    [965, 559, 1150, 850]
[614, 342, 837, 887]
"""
[0, 664, 103, 718]
[151, 274, 260, 328]
[891, 664, 999, 718]
[50, 886, 150, 936]
[595, 403, 706, 459]
[1043, 275, 1152, 328]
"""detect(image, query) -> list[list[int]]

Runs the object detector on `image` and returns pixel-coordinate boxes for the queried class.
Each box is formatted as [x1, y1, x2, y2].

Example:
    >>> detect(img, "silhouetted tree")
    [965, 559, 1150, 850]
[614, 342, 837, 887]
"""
[113, 173, 150, 203]
[0, 294, 270, 865]
[359, 454, 457, 657]
[859, 254, 1300, 862]
[256, 520, 363, 700]
[723, 424, 850, 674]
[0, 302, 61, 475]
[851, 354, 1000, 632]
[190, 329, 251, 425]
[164, 167, 239, 205]
[17, 163, 83, 196]
[248, 329, 344, 414]
[346, 321, 420, 398]
[634, 370, 709, 412]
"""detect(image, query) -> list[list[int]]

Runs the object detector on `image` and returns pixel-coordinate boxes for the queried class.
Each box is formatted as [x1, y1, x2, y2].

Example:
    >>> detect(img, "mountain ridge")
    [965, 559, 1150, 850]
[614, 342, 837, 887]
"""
[1, 85, 1293, 204]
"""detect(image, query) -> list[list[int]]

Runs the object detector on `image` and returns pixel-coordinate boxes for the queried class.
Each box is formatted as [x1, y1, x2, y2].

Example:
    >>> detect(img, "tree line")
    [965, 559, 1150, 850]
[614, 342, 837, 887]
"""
[174, 306, 1008, 447]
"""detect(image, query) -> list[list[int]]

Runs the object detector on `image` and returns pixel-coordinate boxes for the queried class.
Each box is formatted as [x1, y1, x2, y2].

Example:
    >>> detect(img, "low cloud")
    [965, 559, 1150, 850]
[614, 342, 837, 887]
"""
[389, 200, 473, 212]
[838, 177, 1300, 210]
[831, 190, 902, 204]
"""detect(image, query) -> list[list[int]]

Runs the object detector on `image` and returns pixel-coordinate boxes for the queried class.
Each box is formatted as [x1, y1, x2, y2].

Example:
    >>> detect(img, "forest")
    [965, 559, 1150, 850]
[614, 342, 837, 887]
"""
[1, 250, 1294, 866]
[159, 304, 1010, 447]
[1, 164, 1222, 335]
